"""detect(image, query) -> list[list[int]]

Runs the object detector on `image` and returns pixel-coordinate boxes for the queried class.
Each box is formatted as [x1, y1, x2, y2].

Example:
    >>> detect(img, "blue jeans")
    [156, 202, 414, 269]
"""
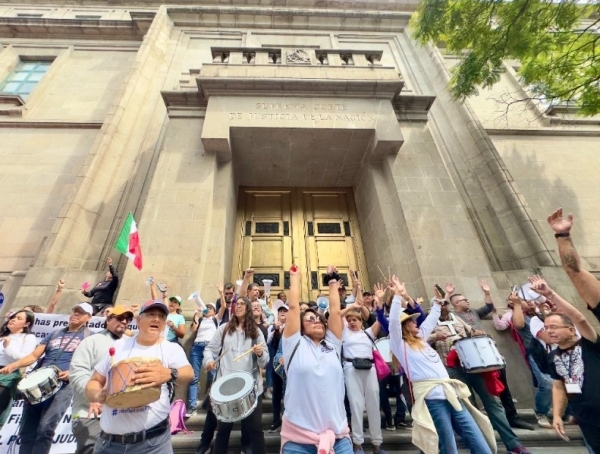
[425, 399, 491, 454]
[19, 383, 73, 454]
[283, 437, 352, 454]
[187, 342, 215, 409]
[527, 354, 552, 415]
[93, 425, 172, 453]
[448, 367, 520, 451]
[266, 343, 275, 389]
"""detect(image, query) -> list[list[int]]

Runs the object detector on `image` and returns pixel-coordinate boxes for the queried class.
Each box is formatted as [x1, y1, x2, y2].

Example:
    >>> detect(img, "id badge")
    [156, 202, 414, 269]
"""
[565, 383, 582, 394]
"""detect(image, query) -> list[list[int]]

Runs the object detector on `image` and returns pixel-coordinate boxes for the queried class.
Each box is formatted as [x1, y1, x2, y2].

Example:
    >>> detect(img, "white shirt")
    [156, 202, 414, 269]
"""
[0, 333, 37, 366]
[283, 330, 346, 435]
[95, 335, 189, 434]
[342, 327, 374, 371]
[194, 317, 218, 343]
[389, 296, 447, 400]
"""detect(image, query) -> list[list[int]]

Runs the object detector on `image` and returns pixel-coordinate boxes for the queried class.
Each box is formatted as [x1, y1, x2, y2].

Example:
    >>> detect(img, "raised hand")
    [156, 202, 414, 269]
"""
[289, 264, 300, 275]
[57, 279, 65, 291]
[244, 268, 255, 278]
[528, 274, 553, 296]
[479, 280, 491, 294]
[373, 283, 385, 301]
[508, 292, 521, 307]
[547, 207, 573, 235]
[107, 257, 113, 266]
[391, 275, 407, 297]
[445, 282, 455, 295]
[433, 284, 443, 300]
[326, 265, 338, 275]
[216, 282, 224, 294]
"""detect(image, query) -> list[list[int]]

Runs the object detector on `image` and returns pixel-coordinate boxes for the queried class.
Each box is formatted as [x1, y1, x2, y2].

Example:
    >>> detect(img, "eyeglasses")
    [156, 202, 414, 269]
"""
[112, 315, 133, 323]
[235, 301, 246, 307]
[303, 316, 323, 324]
[545, 325, 571, 330]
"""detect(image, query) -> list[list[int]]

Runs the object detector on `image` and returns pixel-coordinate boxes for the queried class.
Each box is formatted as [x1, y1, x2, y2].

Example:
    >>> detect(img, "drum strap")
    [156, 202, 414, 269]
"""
[38, 326, 88, 371]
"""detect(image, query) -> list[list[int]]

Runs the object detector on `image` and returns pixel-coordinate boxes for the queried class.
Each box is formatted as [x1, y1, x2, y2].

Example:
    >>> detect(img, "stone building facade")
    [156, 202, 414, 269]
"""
[0, 0, 598, 405]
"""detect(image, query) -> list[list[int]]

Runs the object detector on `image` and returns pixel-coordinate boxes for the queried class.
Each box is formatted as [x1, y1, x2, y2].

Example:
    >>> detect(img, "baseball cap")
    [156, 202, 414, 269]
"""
[277, 304, 289, 312]
[108, 305, 134, 317]
[72, 302, 93, 316]
[140, 299, 169, 315]
[169, 295, 183, 305]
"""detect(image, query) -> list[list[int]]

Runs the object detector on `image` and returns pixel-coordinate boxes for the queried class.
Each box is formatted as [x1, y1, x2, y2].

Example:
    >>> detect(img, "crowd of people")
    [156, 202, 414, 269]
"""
[0, 207, 599, 454]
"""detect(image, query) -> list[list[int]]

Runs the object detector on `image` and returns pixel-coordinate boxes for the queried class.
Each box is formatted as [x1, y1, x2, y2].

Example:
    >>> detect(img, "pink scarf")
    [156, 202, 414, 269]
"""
[280, 416, 350, 454]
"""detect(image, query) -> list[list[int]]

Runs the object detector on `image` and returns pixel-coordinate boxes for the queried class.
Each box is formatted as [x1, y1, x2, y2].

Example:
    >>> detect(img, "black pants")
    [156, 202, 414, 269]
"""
[199, 402, 251, 450]
[214, 396, 265, 454]
[498, 368, 519, 421]
[272, 372, 284, 424]
[578, 421, 600, 453]
[0, 386, 12, 419]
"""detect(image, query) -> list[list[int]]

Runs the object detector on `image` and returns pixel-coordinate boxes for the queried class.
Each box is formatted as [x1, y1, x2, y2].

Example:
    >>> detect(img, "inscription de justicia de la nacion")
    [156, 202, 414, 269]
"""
[228, 102, 376, 122]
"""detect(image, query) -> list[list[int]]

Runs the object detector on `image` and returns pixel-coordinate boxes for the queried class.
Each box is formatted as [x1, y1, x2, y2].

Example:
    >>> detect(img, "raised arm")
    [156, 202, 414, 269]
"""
[283, 265, 300, 338]
[326, 266, 343, 340]
[238, 268, 254, 299]
[373, 283, 389, 334]
[46, 279, 65, 314]
[107, 257, 118, 289]
[216, 283, 227, 322]
[475, 280, 495, 318]
[548, 208, 600, 311]
[510, 293, 525, 329]
[529, 274, 597, 343]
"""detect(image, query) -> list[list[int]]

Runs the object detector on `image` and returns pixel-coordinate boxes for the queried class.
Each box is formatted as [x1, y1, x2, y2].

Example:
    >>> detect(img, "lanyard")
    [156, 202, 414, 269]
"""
[557, 347, 579, 382]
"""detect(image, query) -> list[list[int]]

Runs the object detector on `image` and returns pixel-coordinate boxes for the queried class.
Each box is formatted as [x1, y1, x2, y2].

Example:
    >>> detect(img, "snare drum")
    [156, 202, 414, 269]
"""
[210, 371, 257, 423]
[375, 337, 392, 367]
[106, 357, 162, 409]
[454, 335, 506, 373]
[17, 367, 62, 405]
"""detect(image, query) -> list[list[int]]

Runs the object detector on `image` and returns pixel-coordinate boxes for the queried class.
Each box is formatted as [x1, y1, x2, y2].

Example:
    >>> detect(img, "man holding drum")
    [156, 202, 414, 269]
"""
[1, 302, 93, 454]
[85, 299, 193, 454]
[69, 305, 134, 454]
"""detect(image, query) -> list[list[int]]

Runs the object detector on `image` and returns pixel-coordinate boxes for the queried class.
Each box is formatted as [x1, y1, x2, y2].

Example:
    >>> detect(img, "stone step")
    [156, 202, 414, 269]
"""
[175, 406, 585, 454]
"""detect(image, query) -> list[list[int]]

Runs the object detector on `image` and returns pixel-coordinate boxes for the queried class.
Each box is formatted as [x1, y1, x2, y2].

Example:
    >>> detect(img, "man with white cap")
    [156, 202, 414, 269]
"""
[69, 304, 134, 453]
[3, 302, 93, 454]
[86, 299, 193, 454]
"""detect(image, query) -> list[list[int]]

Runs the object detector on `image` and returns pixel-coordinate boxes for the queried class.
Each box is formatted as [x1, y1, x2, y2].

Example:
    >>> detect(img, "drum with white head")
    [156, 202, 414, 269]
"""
[454, 335, 506, 373]
[210, 371, 257, 422]
[17, 367, 62, 405]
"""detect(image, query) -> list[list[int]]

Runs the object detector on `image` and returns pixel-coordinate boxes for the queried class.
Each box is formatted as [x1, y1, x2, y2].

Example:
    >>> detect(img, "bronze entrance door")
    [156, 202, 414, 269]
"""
[231, 188, 369, 302]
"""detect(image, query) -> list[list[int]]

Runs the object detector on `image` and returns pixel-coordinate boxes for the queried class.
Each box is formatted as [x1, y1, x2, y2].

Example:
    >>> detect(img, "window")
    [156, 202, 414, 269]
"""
[75, 15, 102, 19]
[16, 13, 44, 18]
[0, 61, 51, 97]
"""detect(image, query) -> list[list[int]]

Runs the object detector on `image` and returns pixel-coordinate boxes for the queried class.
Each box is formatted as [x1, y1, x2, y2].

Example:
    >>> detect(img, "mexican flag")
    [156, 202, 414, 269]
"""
[115, 212, 143, 270]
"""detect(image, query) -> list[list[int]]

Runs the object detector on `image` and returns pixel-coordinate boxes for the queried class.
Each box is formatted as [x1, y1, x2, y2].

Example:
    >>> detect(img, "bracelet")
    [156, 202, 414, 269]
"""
[554, 232, 570, 238]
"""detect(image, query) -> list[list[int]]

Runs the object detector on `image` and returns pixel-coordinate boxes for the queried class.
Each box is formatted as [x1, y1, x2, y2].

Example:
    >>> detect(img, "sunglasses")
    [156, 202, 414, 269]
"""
[112, 314, 133, 323]
[303, 315, 323, 324]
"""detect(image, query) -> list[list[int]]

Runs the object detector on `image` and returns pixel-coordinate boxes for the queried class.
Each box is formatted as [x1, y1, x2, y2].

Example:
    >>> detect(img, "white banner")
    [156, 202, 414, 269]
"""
[0, 313, 144, 453]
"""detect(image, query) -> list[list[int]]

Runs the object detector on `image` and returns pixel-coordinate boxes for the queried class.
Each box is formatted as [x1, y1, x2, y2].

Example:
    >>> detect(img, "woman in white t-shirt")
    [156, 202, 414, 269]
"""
[387, 277, 494, 454]
[341, 306, 385, 454]
[187, 301, 224, 414]
[0, 310, 37, 428]
[280, 265, 351, 454]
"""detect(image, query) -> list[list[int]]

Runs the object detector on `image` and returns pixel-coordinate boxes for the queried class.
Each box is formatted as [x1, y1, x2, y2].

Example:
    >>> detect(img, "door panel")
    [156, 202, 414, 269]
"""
[232, 188, 368, 302]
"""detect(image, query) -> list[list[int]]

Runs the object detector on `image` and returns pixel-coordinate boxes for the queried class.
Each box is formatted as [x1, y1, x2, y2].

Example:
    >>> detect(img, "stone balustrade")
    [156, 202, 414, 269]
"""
[211, 47, 383, 67]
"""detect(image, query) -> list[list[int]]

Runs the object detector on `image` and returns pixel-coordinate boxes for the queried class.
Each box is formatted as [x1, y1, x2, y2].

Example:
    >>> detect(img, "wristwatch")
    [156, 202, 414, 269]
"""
[170, 368, 179, 383]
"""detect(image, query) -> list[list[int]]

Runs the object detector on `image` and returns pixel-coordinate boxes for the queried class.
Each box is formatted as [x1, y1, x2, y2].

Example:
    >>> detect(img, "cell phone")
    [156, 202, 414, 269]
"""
[156, 282, 167, 293]
[511, 285, 521, 294]
[434, 284, 446, 298]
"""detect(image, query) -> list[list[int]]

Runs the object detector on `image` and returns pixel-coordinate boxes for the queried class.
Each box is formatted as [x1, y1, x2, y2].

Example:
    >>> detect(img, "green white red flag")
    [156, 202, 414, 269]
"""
[114, 212, 143, 270]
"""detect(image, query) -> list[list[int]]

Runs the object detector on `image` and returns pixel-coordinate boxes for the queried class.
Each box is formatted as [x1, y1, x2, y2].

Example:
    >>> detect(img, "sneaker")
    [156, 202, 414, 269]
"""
[507, 447, 533, 454]
[185, 406, 196, 418]
[508, 418, 535, 431]
[353, 445, 365, 454]
[395, 421, 412, 429]
[536, 414, 551, 429]
[385, 421, 396, 431]
[264, 388, 273, 400]
[269, 421, 282, 432]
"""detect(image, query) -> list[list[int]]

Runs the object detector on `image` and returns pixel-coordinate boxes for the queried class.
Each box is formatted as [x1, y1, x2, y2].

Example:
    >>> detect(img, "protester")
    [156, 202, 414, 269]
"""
[526, 275, 600, 452]
[267, 303, 288, 432]
[86, 299, 193, 454]
[341, 300, 386, 454]
[1, 302, 93, 454]
[69, 305, 134, 454]
[215, 282, 235, 325]
[280, 265, 351, 454]
[187, 286, 226, 417]
[0, 310, 36, 429]
[81, 257, 119, 315]
[203, 293, 269, 454]
[388, 277, 495, 454]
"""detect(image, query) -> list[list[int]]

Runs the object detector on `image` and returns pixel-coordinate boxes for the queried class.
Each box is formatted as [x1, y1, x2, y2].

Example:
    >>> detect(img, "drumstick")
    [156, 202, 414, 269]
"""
[233, 342, 265, 362]
[274, 363, 283, 372]
[376, 265, 387, 281]
[214, 347, 230, 364]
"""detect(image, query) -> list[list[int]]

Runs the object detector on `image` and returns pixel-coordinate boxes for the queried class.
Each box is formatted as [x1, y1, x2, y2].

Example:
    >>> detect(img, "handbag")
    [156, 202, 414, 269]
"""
[366, 333, 391, 380]
[351, 358, 373, 370]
